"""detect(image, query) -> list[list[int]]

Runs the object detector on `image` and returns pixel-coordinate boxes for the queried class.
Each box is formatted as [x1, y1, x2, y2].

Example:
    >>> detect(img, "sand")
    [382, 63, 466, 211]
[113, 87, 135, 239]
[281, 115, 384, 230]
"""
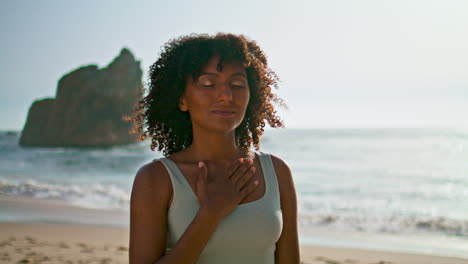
[0, 222, 128, 264]
[0, 195, 467, 264]
[2, 222, 468, 264]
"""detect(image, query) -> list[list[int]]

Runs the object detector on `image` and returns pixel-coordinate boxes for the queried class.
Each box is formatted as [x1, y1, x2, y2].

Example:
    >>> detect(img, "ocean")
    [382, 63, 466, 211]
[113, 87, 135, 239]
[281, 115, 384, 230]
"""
[0, 128, 467, 258]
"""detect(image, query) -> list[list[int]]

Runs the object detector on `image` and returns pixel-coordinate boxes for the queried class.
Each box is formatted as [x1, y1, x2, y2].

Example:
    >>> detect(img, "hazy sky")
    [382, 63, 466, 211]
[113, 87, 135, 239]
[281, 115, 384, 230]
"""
[1, 0, 467, 130]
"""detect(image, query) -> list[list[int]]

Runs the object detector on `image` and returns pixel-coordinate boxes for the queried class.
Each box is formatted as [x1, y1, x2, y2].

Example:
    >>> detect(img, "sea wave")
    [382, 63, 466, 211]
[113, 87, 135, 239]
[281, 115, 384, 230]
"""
[0, 179, 129, 210]
[299, 212, 468, 238]
[1, 179, 467, 238]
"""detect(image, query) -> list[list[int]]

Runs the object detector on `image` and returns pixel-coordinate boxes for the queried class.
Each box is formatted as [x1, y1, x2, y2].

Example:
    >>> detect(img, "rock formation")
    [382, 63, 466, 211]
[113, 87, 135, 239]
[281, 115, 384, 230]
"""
[20, 48, 142, 147]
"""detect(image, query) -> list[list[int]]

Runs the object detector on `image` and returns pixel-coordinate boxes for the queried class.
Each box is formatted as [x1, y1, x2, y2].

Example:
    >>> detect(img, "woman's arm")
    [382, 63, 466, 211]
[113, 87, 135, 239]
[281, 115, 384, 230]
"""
[129, 162, 170, 263]
[272, 155, 300, 264]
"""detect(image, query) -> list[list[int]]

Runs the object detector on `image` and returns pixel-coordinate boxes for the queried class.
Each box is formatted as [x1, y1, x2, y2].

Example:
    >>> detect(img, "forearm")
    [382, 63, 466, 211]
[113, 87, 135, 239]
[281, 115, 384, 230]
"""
[155, 207, 221, 264]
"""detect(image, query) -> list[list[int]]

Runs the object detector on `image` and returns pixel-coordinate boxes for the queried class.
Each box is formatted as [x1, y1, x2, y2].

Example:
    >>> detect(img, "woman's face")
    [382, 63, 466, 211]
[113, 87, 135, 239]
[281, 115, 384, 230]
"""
[180, 55, 250, 133]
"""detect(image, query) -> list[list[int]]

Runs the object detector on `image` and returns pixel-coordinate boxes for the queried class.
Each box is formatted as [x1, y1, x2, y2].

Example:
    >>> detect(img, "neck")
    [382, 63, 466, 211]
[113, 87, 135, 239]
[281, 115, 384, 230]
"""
[185, 126, 249, 165]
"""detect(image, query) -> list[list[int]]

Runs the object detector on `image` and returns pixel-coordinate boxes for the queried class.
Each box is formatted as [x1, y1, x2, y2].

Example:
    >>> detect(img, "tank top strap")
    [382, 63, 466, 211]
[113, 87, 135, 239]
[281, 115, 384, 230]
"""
[256, 152, 281, 207]
[156, 158, 183, 186]
[155, 158, 198, 202]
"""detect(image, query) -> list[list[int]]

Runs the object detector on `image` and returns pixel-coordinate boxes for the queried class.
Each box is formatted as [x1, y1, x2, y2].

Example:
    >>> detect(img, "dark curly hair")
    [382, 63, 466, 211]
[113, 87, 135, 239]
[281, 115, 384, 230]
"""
[130, 33, 286, 156]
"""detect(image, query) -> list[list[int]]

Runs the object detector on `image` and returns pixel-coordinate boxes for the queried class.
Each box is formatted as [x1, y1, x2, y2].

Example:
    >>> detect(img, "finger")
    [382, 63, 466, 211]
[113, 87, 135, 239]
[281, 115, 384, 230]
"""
[225, 158, 245, 179]
[240, 180, 259, 198]
[197, 161, 207, 184]
[231, 159, 253, 183]
[195, 162, 207, 196]
[235, 166, 256, 191]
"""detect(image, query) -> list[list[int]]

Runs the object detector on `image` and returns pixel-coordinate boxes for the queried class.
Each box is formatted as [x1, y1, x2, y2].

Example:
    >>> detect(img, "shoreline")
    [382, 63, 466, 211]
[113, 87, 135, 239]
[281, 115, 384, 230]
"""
[0, 194, 129, 228]
[1, 194, 467, 263]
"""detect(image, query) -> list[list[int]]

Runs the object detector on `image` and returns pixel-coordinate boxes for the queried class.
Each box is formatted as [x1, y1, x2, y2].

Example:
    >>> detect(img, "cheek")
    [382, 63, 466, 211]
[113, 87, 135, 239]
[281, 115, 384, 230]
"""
[187, 91, 211, 108]
[238, 89, 250, 106]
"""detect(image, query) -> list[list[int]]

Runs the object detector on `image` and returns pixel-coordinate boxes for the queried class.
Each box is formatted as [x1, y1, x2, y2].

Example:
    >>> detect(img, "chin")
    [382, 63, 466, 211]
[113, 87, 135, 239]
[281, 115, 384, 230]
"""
[212, 124, 240, 133]
[193, 114, 246, 134]
[204, 120, 243, 134]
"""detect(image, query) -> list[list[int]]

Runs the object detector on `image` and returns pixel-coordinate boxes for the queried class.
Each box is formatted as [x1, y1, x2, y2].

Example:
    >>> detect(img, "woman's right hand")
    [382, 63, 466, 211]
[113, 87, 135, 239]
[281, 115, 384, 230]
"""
[195, 158, 258, 219]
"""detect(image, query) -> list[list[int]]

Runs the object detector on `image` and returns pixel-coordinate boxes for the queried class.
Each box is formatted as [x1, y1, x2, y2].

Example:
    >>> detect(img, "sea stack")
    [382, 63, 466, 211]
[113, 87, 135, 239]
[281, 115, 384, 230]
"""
[19, 48, 143, 147]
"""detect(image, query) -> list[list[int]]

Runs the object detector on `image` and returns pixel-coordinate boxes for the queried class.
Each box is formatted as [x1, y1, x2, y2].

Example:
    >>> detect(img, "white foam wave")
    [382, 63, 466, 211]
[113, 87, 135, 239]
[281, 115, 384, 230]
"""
[0, 179, 129, 210]
[298, 212, 468, 237]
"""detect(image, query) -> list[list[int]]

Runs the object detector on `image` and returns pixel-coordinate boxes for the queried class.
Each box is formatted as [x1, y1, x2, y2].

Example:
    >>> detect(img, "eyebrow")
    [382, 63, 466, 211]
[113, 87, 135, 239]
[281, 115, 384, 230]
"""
[200, 72, 246, 78]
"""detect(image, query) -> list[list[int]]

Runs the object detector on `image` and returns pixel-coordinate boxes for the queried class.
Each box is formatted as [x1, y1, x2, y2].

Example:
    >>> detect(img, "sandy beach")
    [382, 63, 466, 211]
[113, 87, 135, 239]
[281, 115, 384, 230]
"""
[1, 222, 468, 264]
[1, 195, 467, 264]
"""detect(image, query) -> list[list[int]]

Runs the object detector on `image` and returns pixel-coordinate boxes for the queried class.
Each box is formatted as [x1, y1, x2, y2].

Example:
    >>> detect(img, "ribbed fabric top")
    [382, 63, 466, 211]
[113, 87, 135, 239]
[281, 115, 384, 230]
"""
[157, 152, 283, 264]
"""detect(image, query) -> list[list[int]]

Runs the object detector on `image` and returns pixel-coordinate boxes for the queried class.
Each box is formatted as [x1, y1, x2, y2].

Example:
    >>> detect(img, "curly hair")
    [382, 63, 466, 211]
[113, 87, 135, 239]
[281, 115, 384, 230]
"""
[130, 33, 286, 156]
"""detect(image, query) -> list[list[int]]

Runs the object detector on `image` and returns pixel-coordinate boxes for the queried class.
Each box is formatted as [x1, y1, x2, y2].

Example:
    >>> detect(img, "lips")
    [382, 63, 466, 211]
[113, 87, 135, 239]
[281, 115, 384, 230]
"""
[212, 110, 235, 114]
[210, 109, 236, 117]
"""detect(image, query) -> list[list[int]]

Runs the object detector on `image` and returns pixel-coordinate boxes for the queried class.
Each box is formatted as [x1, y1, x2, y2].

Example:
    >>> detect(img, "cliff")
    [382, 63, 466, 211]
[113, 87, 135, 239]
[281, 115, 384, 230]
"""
[19, 48, 142, 147]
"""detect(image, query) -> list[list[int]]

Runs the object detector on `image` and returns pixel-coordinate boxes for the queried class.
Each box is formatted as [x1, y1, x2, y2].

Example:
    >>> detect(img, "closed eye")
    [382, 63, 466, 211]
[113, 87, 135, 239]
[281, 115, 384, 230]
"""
[200, 82, 215, 88]
[231, 82, 246, 88]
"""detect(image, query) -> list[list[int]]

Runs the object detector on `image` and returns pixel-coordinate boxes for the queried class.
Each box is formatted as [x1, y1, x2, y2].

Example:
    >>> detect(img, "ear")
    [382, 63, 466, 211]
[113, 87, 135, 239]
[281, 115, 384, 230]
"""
[179, 95, 188, 112]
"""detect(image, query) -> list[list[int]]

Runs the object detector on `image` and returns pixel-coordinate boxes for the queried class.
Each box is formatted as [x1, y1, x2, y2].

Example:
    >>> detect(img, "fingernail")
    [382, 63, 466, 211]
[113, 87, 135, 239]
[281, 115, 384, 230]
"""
[239, 158, 244, 163]
[198, 161, 203, 168]
[248, 159, 253, 165]
[254, 180, 259, 185]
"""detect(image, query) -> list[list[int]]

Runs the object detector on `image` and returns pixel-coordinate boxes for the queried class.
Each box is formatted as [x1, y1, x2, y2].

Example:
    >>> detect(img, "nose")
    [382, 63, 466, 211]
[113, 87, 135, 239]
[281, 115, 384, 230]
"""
[217, 84, 233, 102]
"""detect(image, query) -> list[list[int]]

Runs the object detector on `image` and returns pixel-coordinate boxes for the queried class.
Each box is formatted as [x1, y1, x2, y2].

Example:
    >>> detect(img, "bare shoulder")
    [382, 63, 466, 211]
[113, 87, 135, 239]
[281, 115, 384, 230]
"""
[131, 159, 172, 207]
[269, 154, 290, 169]
[133, 159, 170, 186]
[269, 154, 293, 183]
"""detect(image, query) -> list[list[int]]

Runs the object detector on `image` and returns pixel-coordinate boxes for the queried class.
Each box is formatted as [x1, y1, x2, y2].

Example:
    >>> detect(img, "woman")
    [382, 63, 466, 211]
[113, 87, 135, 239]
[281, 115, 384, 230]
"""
[129, 33, 299, 263]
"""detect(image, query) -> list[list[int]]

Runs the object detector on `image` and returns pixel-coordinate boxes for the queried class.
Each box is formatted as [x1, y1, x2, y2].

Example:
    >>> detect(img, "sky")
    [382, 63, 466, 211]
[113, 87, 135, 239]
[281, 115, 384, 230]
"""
[1, 0, 467, 130]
